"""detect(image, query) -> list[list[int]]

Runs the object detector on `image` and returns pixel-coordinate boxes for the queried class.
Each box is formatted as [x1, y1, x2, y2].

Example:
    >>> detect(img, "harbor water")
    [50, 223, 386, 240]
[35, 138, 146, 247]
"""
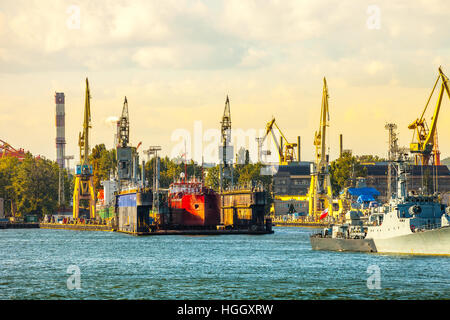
[0, 227, 448, 299]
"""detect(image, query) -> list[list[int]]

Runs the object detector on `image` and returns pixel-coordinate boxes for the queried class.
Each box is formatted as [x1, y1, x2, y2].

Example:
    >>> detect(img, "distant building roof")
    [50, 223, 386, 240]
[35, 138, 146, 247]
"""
[362, 164, 450, 176]
[274, 163, 312, 176]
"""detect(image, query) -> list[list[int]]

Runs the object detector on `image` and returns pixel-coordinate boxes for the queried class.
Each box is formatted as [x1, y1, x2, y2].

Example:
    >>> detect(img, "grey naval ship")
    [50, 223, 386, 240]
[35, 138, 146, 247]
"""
[310, 158, 450, 255]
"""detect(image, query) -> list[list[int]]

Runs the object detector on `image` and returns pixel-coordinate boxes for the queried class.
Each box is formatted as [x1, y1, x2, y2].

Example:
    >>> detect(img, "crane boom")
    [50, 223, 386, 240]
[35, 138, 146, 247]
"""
[307, 77, 333, 220]
[258, 117, 297, 165]
[79, 78, 92, 166]
[73, 78, 96, 220]
[408, 67, 450, 165]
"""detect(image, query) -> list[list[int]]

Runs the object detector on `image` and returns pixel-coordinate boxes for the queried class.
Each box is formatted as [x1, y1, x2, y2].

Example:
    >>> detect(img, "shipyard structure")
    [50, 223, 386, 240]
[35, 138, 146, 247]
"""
[66, 90, 273, 236]
[271, 161, 450, 215]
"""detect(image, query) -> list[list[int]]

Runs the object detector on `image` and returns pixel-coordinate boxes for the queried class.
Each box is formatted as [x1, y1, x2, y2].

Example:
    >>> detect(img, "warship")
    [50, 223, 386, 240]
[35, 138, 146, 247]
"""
[310, 158, 450, 255]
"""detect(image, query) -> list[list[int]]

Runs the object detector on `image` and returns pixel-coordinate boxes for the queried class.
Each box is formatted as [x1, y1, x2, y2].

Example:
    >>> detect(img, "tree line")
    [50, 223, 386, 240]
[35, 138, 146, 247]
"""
[0, 154, 71, 217]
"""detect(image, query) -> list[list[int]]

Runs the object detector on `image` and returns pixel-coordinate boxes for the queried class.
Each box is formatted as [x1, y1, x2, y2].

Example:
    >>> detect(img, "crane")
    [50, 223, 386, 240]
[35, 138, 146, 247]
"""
[408, 66, 450, 165]
[117, 96, 130, 148]
[257, 117, 297, 166]
[73, 78, 96, 220]
[307, 77, 333, 220]
[219, 95, 233, 191]
[0, 139, 27, 161]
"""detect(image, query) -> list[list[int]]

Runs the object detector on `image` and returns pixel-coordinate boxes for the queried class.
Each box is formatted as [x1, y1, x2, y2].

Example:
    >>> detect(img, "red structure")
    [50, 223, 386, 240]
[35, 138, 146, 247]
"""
[168, 178, 220, 227]
[0, 140, 27, 161]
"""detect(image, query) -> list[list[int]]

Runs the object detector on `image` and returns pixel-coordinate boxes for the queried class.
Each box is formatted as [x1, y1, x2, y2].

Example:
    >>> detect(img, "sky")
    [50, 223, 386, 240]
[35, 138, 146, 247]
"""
[0, 0, 449, 166]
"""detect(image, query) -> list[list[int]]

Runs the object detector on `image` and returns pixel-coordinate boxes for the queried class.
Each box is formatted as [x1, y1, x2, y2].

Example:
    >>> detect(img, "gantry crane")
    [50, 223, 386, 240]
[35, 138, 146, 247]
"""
[307, 77, 333, 220]
[257, 117, 297, 166]
[73, 78, 96, 220]
[408, 67, 450, 166]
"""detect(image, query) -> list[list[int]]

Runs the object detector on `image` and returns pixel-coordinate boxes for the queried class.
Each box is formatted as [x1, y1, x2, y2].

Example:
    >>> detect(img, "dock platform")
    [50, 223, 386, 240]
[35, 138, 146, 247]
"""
[0, 222, 40, 229]
[272, 221, 328, 228]
[39, 223, 113, 232]
[117, 229, 274, 236]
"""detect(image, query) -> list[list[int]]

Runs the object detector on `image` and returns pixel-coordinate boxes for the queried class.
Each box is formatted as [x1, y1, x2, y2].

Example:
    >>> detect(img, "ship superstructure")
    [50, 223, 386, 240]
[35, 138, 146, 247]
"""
[310, 156, 450, 255]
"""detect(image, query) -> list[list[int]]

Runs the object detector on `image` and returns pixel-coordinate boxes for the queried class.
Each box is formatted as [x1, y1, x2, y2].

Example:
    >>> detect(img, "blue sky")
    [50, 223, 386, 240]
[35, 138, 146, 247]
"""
[0, 0, 449, 164]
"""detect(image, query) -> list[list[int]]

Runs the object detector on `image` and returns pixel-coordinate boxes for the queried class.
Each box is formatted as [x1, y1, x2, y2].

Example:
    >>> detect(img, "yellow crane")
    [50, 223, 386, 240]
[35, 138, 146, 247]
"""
[408, 66, 450, 165]
[258, 117, 297, 165]
[73, 78, 96, 220]
[307, 77, 333, 220]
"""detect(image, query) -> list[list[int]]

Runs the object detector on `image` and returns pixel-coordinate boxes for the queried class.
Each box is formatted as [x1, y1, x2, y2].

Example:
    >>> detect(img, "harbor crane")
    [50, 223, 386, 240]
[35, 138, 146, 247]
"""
[73, 78, 96, 220]
[408, 66, 450, 166]
[117, 96, 130, 148]
[257, 117, 297, 166]
[219, 95, 233, 192]
[307, 77, 333, 220]
[0, 139, 27, 161]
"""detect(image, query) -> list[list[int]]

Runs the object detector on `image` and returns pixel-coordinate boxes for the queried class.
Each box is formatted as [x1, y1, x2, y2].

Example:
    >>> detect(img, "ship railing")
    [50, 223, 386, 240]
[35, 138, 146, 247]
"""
[412, 222, 442, 232]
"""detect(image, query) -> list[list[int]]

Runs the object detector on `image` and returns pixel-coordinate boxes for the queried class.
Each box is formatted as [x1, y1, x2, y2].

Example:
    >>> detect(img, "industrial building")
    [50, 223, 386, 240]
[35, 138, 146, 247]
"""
[272, 162, 312, 196]
[272, 162, 450, 210]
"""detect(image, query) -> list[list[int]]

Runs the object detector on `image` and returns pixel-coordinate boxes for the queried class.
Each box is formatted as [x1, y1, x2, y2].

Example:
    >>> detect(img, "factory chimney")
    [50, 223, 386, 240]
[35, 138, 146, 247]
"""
[55, 92, 66, 169]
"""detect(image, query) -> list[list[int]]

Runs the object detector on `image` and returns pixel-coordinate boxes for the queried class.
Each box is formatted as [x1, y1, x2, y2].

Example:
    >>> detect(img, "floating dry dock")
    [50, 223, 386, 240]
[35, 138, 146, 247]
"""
[118, 229, 273, 236]
[37, 223, 273, 235]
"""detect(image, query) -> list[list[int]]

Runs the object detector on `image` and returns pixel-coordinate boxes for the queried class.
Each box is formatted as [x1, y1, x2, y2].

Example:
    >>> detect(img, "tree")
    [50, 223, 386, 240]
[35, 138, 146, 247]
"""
[245, 150, 250, 165]
[12, 154, 59, 217]
[357, 155, 386, 163]
[90, 144, 117, 191]
[330, 152, 367, 196]
[0, 156, 20, 215]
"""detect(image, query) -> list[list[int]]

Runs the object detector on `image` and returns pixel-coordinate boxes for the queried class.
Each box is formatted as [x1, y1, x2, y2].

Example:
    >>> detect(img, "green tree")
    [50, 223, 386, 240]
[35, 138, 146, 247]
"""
[12, 154, 59, 217]
[0, 156, 20, 215]
[357, 155, 386, 163]
[330, 152, 367, 196]
[90, 144, 117, 191]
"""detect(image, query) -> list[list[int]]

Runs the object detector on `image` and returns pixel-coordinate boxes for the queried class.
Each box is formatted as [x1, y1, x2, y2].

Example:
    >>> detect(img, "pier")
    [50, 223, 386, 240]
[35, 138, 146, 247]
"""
[0, 222, 39, 229]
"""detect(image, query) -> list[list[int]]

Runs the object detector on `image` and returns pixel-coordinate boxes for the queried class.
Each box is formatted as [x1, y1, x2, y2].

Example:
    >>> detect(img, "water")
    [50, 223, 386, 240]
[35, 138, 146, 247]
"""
[0, 227, 449, 299]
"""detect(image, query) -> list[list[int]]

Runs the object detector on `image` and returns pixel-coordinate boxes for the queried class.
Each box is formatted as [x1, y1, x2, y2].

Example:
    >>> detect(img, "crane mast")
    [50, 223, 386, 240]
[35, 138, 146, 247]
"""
[408, 67, 450, 165]
[73, 78, 96, 220]
[118, 96, 130, 148]
[219, 96, 233, 192]
[307, 77, 333, 220]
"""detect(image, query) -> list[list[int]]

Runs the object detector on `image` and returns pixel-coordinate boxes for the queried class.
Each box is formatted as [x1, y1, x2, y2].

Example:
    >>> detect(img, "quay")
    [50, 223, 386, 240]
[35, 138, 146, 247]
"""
[272, 220, 328, 228]
[117, 229, 274, 236]
[0, 222, 39, 229]
[1, 221, 273, 236]
[39, 223, 113, 232]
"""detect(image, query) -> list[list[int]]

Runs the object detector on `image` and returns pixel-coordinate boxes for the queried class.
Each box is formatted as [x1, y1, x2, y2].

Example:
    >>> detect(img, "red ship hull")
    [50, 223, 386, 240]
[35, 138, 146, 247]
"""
[170, 193, 220, 227]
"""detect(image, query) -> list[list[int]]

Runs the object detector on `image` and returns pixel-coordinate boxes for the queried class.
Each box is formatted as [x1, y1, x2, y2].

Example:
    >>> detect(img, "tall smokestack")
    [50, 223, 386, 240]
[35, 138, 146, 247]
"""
[55, 92, 66, 169]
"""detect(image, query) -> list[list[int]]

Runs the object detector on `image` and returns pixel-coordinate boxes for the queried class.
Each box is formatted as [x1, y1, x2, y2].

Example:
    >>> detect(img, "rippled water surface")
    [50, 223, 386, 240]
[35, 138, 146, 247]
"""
[0, 227, 449, 299]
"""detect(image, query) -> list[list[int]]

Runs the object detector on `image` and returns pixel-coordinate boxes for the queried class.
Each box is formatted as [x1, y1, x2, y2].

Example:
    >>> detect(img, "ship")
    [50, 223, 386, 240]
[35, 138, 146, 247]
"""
[168, 176, 220, 228]
[310, 157, 450, 255]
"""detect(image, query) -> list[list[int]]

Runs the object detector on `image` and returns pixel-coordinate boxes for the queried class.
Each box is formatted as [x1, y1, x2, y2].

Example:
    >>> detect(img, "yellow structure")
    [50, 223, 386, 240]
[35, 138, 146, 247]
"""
[259, 117, 298, 165]
[307, 77, 334, 219]
[408, 66, 450, 165]
[73, 78, 96, 219]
